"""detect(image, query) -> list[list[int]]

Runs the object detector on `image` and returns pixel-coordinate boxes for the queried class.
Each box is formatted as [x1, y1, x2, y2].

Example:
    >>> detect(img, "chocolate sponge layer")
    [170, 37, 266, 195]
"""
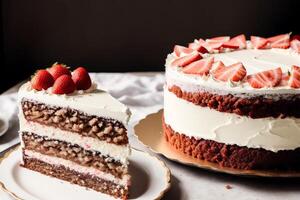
[168, 85, 300, 118]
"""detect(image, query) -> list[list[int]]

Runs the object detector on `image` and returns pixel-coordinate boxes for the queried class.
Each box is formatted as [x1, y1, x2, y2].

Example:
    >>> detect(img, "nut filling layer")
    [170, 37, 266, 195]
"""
[21, 99, 128, 145]
[22, 157, 128, 199]
[22, 132, 127, 178]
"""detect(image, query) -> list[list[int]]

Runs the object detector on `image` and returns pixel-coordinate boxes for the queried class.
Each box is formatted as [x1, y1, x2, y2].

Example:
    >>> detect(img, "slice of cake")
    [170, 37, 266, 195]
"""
[18, 63, 131, 199]
[164, 34, 300, 170]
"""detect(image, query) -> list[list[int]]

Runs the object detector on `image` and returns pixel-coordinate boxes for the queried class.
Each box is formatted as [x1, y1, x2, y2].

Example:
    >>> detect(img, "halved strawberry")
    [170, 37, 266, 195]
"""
[222, 34, 246, 49]
[250, 36, 269, 49]
[247, 68, 282, 88]
[188, 40, 209, 53]
[291, 34, 300, 41]
[288, 65, 300, 88]
[212, 61, 225, 70]
[171, 52, 202, 67]
[212, 62, 246, 82]
[208, 36, 230, 42]
[174, 45, 194, 57]
[279, 73, 290, 86]
[182, 57, 214, 76]
[204, 40, 223, 51]
[267, 34, 290, 49]
[290, 39, 300, 53]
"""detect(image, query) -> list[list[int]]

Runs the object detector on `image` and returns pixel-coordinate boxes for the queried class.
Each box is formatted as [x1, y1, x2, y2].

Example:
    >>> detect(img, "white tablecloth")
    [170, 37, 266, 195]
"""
[1, 72, 300, 200]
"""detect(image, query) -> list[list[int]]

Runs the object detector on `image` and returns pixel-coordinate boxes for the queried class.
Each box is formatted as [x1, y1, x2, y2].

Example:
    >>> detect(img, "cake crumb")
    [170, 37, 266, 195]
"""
[225, 184, 233, 190]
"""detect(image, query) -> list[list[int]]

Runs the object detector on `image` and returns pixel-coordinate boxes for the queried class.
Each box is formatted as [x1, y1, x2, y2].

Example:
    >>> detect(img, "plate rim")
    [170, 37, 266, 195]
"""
[134, 109, 300, 178]
[0, 145, 171, 200]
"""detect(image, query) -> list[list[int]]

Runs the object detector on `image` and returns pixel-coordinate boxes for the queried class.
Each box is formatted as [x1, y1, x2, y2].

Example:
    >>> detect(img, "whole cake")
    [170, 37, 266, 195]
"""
[163, 34, 300, 170]
[18, 64, 131, 199]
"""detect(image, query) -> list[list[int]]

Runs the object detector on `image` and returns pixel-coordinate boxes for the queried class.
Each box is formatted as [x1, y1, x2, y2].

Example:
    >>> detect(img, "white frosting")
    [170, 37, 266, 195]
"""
[24, 150, 130, 186]
[164, 89, 300, 152]
[18, 82, 131, 124]
[166, 48, 300, 97]
[19, 114, 130, 164]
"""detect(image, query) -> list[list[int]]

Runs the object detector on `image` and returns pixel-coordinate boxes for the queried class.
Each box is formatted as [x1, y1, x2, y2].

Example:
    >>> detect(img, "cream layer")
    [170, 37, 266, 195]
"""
[19, 113, 130, 164]
[24, 150, 130, 186]
[164, 88, 300, 152]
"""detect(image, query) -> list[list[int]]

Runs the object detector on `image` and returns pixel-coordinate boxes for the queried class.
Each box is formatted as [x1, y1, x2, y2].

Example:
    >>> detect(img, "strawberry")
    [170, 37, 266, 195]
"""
[267, 34, 290, 49]
[222, 34, 246, 49]
[174, 45, 194, 57]
[212, 62, 246, 82]
[182, 57, 214, 76]
[212, 61, 225, 70]
[52, 74, 76, 94]
[290, 39, 300, 53]
[31, 69, 54, 91]
[188, 39, 209, 53]
[171, 52, 202, 67]
[208, 36, 230, 42]
[250, 36, 269, 49]
[204, 40, 223, 51]
[72, 67, 92, 90]
[279, 73, 290, 86]
[291, 34, 300, 41]
[48, 63, 71, 80]
[247, 68, 282, 88]
[288, 65, 300, 88]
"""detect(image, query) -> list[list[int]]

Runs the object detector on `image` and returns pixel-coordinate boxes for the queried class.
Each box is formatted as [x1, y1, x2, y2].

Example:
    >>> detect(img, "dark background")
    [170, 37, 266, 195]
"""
[1, 0, 300, 92]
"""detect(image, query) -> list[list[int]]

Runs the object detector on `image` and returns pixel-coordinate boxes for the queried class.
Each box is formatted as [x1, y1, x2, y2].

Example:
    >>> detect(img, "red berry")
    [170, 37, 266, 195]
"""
[291, 34, 300, 41]
[212, 62, 247, 82]
[72, 67, 92, 90]
[182, 57, 214, 76]
[267, 34, 290, 49]
[247, 68, 282, 88]
[31, 70, 54, 91]
[288, 65, 300, 88]
[250, 36, 269, 49]
[171, 52, 202, 67]
[52, 75, 76, 94]
[291, 39, 300, 53]
[222, 34, 247, 49]
[49, 63, 71, 80]
[173, 45, 194, 57]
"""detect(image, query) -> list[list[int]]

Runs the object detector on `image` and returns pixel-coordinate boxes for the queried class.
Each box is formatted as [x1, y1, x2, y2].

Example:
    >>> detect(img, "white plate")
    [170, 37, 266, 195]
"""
[0, 116, 9, 137]
[0, 146, 170, 200]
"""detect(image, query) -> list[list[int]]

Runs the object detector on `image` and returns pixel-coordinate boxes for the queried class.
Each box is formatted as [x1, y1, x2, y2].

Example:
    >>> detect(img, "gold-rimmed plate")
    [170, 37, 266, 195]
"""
[0, 145, 171, 200]
[134, 109, 300, 178]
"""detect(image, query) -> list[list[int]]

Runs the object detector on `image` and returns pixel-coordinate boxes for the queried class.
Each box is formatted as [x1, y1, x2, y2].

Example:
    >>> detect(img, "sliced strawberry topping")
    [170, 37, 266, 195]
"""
[279, 73, 290, 86]
[182, 57, 214, 76]
[188, 39, 209, 53]
[288, 65, 300, 88]
[212, 62, 247, 82]
[247, 68, 282, 88]
[250, 36, 269, 49]
[291, 34, 300, 41]
[290, 39, 300, 53]
[209, 36, 230, 42]
[171, 52, 202, 67]
[267, 34, 290, 49]
[222, 34, 246, 49]
[174, 45, 194, 57]
[204, 40, 223, 50]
